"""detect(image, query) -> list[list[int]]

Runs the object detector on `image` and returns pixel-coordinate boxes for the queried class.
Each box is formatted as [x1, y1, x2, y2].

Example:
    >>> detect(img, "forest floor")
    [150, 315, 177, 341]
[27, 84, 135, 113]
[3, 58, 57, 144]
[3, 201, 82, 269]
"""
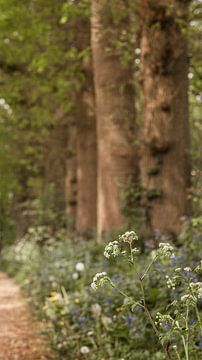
[0, 272, 53, 360]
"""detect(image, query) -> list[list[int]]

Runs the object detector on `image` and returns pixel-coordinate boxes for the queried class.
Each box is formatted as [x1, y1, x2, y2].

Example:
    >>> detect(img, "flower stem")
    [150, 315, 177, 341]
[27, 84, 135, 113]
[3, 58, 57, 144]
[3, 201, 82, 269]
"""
[129, 243, 134, 263]
[195, 305, 202, 336]
[185, 306, 189, 360]
[136, 273, 172, 359]
[181, 335, 189, 360]
[173, 345, 181, 360]
[143, 304, 172, 359]
[141, 256, 157, 280]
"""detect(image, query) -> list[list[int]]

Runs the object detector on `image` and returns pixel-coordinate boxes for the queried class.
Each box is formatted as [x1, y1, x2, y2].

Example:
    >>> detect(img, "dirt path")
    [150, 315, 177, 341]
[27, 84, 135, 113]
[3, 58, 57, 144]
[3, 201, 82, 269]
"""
[0, 272, 52, 360]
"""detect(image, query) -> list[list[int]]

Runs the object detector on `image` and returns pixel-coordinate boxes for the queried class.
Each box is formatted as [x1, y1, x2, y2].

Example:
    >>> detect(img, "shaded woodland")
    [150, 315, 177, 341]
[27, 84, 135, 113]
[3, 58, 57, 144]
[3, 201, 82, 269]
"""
[0, 0, 201, 245]
[0, 2, 202, 360]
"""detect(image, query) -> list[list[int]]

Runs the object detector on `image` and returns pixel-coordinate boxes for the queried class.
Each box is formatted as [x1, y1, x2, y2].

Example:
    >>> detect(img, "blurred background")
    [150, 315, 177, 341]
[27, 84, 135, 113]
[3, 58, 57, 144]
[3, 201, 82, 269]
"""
[0, 1, 201, 359]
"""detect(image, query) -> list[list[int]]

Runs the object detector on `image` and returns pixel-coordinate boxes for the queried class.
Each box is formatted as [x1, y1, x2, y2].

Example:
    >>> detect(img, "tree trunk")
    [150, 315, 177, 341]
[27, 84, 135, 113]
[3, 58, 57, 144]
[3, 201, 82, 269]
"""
[91, 0, 136, 236]
[139, 0, 191, 235]
[65, 121, 77, 232]
[75, 16, 97, 236]
[44, 113, 68, 213]
[76, 79, 97, 235]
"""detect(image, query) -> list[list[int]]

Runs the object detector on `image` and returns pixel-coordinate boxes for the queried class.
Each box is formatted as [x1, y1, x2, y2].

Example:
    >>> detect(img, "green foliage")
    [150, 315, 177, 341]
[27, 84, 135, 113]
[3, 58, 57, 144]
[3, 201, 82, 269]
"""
[146, 189, 163, 200]
[93, 229, 202, 359]
[0, 0, 92, 238]
[1, 219, 201, 359]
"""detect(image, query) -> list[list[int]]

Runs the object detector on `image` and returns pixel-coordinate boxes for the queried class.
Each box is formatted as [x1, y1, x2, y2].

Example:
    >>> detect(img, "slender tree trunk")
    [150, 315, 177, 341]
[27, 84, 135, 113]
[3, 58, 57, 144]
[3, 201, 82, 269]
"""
[139, 0, 191, 235]
[91, 0, 136, 236]
[65, 121, 77, 232]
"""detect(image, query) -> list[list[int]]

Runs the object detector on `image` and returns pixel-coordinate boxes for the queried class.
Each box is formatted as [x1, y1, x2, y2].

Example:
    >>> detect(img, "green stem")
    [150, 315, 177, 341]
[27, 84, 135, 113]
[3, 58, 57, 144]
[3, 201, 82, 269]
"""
[185, 306, 189, 360]
[141, 256, 157, 280]
[137, 274, 172, 359]
[181, 335, 189, 360]
[110, 281, 142, 307]
[139, 276, 146, 305]
[173, 345, 181, 360]
[195, 305, 202, 336]
[143, 304, 172, 359]
[175, 320, 188, 360]
[129, 243, 134, 263]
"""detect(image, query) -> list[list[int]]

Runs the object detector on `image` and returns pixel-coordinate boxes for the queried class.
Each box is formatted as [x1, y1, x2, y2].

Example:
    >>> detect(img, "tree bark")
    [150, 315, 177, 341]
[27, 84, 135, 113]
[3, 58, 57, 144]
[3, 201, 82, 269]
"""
[139, 0, 191, 235]
[44, 113, 68, 213]
[65, 121, 77, 232]
[75, 16, 97, 236]
[91, 0, 136, 236]
[76, 77, 97, 235]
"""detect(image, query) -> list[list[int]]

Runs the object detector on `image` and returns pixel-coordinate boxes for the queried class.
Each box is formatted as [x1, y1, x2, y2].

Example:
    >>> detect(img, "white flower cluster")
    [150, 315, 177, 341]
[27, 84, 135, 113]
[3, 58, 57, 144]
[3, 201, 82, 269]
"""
[181, 294, 197, 306]
[155, 312, 174, 327]
[119, 231, 138, 244]
[189, 282, 202, 299]
[195, 260, 202, 273]
[131, 247, 140, 255]
[165, 275, 179, 290]
[157, 243, 174, 259]
[104, 241, 121, 259]
[91, 272, 109, 291]
[80, 346, 90, 354]
[75, 262, 85, 272]
[184, 267, 191, 272]
[91, 303, 102, 318]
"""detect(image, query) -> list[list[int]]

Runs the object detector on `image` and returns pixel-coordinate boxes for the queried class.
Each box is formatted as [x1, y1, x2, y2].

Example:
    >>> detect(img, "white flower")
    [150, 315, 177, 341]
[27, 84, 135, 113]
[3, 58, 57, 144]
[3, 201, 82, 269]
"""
[194, 260, 202, 273]
[75, 262, 85, 272]
[184, 267, 191, 272]
[87, 331, 94, 336]
[91, 303, 102, 318]
[155, 312, 174, 327]
[101, 315, 112, 326]
[181, 294, 197, 306]
[189, 282, 202, 299]
[166, 275, 178, 290]
[157, 243, 174, 259]
[104, 241, 121, 259]
[91, 272, 109, 291]
[72, 272, 79, 280]
[80, 346, 90, 354]
[119, 231, 138, 244]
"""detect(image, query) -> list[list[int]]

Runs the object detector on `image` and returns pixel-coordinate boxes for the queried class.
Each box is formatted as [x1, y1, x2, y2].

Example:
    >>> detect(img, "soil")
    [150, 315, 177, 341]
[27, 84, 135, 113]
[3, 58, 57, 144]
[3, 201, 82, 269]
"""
[0, 272, 53, 360]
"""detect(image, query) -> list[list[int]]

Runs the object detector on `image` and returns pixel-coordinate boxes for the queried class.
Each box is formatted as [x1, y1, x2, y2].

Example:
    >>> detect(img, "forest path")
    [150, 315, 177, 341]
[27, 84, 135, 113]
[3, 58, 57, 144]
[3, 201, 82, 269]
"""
[0, 272, 52, 360]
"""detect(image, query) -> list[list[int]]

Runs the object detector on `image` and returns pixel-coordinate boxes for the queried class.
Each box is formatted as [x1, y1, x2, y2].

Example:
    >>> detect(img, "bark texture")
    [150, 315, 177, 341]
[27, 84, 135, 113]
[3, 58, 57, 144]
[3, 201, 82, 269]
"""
[44, 114, 68, 212]
[76, 17, 97, 235]
[65, 121, 77, 232]
[91, 0, 136, 235]
[76, 79, 97, 234]
[139, 0, 191, 235]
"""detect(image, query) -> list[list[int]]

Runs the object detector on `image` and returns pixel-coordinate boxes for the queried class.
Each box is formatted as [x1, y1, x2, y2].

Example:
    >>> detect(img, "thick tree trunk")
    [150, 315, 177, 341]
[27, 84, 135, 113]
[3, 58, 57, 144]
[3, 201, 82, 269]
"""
[75, 16, 97, 236]
[44, 114, 68, 213]
[139, 0, 191, 235]
[65, 122, 77, 232]
[91, 0, 136, 236]
[76, 81, 97, 235]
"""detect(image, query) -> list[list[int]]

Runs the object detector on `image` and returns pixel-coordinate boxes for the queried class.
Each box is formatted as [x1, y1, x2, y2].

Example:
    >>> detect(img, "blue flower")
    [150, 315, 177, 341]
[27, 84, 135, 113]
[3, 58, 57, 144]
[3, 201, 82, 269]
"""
[162, 322, 171, 333]
[155, 263, 162, 270]
[105, 298, 111, 305]
[124, 316, 135, 329]
[77, 316, 86, 325]
[189, 318, 196, 325]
